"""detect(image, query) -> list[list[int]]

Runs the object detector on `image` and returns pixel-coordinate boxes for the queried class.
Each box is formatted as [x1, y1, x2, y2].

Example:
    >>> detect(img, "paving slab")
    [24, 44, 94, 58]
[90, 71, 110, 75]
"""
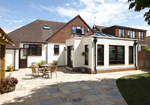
[0, 67, 148, 105]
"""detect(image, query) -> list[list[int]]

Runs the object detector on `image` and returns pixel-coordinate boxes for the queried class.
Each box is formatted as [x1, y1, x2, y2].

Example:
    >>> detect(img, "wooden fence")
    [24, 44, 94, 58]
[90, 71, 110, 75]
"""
[138, 51, 150, 70]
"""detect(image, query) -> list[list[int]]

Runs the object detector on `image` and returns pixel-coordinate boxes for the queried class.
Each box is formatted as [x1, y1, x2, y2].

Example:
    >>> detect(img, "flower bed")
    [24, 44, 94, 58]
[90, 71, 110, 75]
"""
[0, 74, 18, 94]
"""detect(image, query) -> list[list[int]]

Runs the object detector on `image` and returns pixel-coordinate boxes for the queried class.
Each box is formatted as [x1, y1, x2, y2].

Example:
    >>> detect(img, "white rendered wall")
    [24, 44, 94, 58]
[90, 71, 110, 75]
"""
[48, 43, 65, 66]
[20, 43, 47, 67]
[5, 50, 14, 70]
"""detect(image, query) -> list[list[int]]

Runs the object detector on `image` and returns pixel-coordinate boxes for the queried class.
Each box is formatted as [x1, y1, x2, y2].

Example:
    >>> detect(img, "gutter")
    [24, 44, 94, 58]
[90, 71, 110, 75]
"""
[134, 40, 138, 69]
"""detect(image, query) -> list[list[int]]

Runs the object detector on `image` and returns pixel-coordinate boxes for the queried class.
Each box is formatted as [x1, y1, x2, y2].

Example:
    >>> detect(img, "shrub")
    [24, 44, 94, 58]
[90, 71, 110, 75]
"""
[7, 64, 14, 69]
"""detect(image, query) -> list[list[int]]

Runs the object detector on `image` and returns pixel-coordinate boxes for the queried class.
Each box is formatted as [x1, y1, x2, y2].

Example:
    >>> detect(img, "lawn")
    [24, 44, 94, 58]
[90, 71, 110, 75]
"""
[116, 73, 150, 105]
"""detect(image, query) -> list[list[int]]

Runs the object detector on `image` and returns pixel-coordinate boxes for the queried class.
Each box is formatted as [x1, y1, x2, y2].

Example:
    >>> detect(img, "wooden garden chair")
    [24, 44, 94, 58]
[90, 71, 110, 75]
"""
[31, 66, 44, 78]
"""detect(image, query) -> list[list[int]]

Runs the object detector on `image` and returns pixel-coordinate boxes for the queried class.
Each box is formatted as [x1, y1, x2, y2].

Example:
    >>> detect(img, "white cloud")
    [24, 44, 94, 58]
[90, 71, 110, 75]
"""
[66, 3, 70, 6]
[0, 7, 9, 12]
[12, 20, 23, 23]
[0, 15, 1, 18]
[40, 0, 129, 26]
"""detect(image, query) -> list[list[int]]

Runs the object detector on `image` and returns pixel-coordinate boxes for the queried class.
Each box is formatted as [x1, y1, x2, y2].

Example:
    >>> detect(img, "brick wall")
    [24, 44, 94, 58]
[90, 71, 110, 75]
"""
[138, 51, 150, 70]
[48, 16, 93, 43]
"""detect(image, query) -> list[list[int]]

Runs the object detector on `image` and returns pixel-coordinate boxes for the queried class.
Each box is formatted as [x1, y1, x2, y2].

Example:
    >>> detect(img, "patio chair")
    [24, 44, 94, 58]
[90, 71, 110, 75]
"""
[32, 63, 44, 71]
[31, 66, 44, 78]
[50, 66, 58, 79]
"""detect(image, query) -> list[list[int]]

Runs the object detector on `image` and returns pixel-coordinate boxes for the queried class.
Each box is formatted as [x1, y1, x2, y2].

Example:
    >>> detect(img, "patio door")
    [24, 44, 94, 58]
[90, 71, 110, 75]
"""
[67, 46, 72, 67]
[19, 48, 27, 68]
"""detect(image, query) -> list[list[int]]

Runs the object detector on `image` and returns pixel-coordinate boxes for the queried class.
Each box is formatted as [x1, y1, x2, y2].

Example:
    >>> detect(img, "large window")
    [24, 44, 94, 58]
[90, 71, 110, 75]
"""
[129, 46, 133, 64]
[54, 45, 59, 55]
[119, 29, 124, 38]
[23, 44, 42, 56]
[97, 45, 104, 65]
[85, 45, 89, 65]
[109, 46, 124, 64]
[128, 30, 135, 38]
[72, 26, 85, 35]
[139, 32, 144, 40]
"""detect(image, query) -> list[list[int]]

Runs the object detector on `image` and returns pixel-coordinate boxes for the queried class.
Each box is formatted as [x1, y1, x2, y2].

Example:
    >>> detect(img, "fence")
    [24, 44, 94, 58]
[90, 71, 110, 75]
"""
[138, 51, 150, 70]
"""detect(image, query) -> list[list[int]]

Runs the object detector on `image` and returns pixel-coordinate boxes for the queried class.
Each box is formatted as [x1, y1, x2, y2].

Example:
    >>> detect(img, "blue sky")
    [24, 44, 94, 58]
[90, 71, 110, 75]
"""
[0, 0, 150, 35]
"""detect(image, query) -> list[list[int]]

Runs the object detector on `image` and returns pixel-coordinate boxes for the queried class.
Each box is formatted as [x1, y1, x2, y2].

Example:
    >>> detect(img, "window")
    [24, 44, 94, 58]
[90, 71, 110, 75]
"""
[72, 26, 85, 35]
[128, 30, 135, 38]
[23, 44, 42, 56]
[97, 45, 104, 65]
[139, 32, 144, 40]
[43, 25, 50, 30]
[54, 45, 59, 55]
[109, 46, 124, 64]
[129, 46, 133, 64]
[119, 29, 124, 37]
[85, 45, 89, 65]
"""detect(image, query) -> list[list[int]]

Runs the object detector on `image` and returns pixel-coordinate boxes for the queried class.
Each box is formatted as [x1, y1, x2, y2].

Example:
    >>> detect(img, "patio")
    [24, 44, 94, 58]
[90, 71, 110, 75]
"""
[0, 67, 148, 105]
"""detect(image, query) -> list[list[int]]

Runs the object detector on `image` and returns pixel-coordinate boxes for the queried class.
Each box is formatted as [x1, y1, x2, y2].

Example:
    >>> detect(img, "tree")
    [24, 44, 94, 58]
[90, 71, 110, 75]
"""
[141, 46, 150, 51]
[128, 0, 150, 25]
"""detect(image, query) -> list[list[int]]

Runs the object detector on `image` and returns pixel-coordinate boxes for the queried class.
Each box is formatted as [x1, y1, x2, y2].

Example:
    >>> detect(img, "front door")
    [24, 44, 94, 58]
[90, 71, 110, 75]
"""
[19, 48, 27, 68]
[67, 46, 72, 67]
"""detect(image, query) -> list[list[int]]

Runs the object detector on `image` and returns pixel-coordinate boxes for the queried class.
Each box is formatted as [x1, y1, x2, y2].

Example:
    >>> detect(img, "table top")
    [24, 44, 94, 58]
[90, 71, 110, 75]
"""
[41, 64, 50, 67]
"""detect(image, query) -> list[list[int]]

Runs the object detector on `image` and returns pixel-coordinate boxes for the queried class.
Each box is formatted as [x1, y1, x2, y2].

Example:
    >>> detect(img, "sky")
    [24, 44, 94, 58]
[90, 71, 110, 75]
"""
[0, 0, 150, 35]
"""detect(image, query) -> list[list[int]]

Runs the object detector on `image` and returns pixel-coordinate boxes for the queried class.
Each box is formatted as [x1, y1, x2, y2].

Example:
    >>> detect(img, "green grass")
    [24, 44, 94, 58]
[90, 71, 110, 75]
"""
[116, 73, 150, 105]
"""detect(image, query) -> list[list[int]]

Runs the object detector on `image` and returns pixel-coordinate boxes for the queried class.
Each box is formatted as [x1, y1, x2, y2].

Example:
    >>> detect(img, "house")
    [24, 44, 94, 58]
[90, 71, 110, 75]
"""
[6, 15, 93, 70]
[6, 15, 138, 74]
[93, 25, 147, 51]
[0, 28, 14, 86]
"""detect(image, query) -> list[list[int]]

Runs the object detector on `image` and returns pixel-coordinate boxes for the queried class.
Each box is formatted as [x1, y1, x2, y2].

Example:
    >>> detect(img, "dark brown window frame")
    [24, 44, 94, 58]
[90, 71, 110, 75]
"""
[109, 45, 124, 65]
[119, 29, 125, 38]
[97, 45, 104, 65]
[139, 31, 144, 40]
[54, 45, 59, 55]
[23, 44, 42, 56]
[72, 25, 85, 35]
[85, 45, 89, 65]
[129, 46, 133, 64]
[128, 30, 135, 38]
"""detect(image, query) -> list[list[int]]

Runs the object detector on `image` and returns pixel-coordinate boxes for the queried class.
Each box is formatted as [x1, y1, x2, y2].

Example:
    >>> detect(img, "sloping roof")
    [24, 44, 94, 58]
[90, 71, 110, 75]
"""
[106, 25, 147, 31]
[7, 19, 66, 48]
[0, 27, 14, 46]
[46, 15, 94, 42]
[95, 25, 107, 31]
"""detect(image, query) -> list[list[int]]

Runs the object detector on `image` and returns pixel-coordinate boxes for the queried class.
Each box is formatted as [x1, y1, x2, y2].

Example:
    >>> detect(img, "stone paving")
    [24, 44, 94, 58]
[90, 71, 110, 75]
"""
[0, 67, 148, 105]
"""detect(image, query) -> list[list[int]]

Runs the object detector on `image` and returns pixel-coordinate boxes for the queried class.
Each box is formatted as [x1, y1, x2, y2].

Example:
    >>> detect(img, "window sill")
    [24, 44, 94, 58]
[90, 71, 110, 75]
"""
[54, 54, 59, 56]
[27, 55, 42, 56]
[97, 65, 104, 67]
[109, 64, 125, 66]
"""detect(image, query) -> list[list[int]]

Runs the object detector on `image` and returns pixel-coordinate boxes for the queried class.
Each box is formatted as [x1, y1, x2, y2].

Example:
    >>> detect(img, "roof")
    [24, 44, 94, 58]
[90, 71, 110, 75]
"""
[46, 15, 94, 41]
[95, 32, 116, 37]
[105, 25, 147, 31]
[95, 25, 107, 30]
[0, 27, 14, 46]
[7, 19, 66, 48]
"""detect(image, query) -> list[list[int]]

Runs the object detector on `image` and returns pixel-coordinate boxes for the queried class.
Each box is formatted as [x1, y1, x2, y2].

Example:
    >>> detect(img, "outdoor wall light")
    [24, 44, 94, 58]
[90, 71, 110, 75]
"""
[64, 47, 67, 51]
[134, 40, 138, 45]
[71, 47, 74, 51]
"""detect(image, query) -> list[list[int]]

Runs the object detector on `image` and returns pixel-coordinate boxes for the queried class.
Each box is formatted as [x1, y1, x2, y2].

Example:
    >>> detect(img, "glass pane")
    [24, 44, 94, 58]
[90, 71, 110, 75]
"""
[85, 45, 89, 65]
[117, 46, 124, 62]
[21, 49, 26, 59]
[133, 31, 135, 38]
[129, 46, 133, 63]
[30, 45, 36, 55]
[24, 45, 29, 48]
[82, 27, 85, 35]
[37, 45, 41, 55]
[109, 46, 116, 64]
[119, 29, 121, 37]
[72, 26, 76, 33]
[54, 48, 59, 54]
[54, 45, 59, 48]
[97, 45, 104, 65]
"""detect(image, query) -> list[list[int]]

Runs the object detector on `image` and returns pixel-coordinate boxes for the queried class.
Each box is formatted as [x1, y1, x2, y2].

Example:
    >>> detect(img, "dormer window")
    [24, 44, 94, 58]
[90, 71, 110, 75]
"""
[72, 26, 85, 35]
[139, 32, 144, 40]
[43, 25, 50, 30]
[128, 30, 135, 38]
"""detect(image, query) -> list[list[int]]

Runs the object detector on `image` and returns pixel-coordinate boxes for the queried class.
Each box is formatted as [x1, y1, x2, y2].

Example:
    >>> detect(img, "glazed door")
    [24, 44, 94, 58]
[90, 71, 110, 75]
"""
[67, 46, 72, 67]
[19, 48, 27, 68]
